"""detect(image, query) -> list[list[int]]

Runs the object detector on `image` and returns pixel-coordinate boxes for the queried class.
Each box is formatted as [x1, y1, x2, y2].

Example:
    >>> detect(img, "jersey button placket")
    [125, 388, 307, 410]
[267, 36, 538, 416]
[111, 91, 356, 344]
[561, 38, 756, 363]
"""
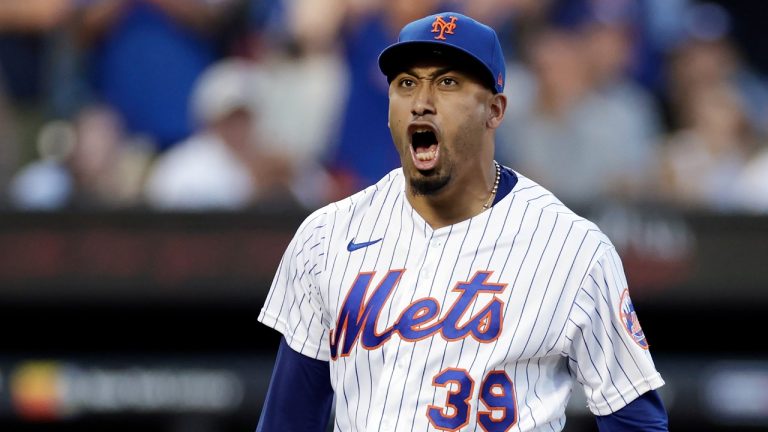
[423, 234, 444, 279]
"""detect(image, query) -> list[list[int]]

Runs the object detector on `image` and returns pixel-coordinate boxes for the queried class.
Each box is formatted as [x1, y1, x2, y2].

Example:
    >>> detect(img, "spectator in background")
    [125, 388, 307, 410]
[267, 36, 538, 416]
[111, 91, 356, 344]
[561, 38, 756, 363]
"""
[8, 104, 152, 210]
[234, 0, 346, 205]
[636, 0, 695, 95]
[656, 2, 768, 212]
[73, 0, 240, 152]
[498, 5, 660, 208]
[143, 59, 263, 210]
[664, 2, 768, 137]
[144, 58, 328, 211]
[658, 82, 757, 211]
[580, 0, 661, 136]
[579, 0, 662, 197]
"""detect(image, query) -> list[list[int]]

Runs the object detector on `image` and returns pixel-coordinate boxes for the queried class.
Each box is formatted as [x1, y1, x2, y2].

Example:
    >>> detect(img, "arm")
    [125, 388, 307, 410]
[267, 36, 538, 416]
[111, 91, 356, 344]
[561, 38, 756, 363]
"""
[564, 247, 666, 416]
[596, 389, 668, 431]
[257, 337, 334, 432]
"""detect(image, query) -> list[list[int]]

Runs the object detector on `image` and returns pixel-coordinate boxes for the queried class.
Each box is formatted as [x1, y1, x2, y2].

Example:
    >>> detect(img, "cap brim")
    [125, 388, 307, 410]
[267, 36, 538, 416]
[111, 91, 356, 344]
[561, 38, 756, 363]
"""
[378, 41, 497, 92]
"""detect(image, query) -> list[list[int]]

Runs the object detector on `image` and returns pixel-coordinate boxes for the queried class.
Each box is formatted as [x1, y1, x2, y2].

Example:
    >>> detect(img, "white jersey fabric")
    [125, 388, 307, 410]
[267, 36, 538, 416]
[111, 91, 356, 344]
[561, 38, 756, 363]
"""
[259, 167, 664, 432]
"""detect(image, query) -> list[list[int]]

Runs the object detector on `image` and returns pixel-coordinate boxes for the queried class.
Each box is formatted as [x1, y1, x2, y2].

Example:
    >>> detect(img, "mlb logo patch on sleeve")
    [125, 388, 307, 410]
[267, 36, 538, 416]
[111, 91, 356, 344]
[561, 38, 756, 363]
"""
[619, 289, 649, 349]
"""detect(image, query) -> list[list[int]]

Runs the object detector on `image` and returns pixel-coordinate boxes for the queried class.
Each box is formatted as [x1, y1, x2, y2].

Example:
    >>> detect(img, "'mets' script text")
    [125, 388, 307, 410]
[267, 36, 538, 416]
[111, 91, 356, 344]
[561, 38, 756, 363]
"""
[330, 270, 506, 359]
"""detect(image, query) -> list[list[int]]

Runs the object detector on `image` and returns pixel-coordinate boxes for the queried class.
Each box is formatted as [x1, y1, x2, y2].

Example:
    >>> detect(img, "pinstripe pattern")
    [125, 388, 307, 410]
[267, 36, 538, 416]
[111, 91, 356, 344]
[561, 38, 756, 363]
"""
[258, 167, 664, 431]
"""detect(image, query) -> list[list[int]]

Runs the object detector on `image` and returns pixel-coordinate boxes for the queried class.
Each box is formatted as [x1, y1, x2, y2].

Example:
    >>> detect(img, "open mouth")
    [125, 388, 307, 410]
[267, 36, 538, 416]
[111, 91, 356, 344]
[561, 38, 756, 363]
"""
[409, 125, 439, 170]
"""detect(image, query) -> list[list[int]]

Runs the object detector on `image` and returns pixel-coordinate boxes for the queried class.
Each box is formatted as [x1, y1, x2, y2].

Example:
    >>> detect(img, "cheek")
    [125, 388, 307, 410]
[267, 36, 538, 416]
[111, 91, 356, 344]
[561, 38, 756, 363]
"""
[447, 104, 486, 149]
[388, 92, 406, 117]
[388, 104, 409, 138]
[388, 116, 405, 140]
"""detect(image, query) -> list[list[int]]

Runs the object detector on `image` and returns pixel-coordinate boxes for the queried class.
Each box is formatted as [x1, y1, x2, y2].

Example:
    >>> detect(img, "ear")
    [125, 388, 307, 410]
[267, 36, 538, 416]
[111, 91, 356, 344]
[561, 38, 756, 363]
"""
[486, 93, 507, 129]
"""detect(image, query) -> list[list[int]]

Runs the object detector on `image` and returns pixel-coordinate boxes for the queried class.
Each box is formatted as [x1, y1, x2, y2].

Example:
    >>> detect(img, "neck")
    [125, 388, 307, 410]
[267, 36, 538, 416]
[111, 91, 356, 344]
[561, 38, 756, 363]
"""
[406, 159, 498, 230]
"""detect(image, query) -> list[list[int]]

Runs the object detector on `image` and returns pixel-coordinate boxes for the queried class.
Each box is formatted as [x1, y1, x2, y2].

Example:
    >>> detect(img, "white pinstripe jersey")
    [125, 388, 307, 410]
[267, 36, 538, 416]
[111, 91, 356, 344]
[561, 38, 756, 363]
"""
[259, 167, 664, 432]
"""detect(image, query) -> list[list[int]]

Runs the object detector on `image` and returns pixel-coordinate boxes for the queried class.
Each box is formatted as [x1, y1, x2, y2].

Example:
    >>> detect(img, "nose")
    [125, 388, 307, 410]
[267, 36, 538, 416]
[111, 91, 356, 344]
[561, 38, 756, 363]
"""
[411, 83, 435, 117]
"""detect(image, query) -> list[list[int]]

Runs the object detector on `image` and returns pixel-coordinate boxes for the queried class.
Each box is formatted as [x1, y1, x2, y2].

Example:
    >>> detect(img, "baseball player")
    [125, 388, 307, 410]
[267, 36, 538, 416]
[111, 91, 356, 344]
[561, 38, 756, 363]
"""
[256, 11, 667, 432]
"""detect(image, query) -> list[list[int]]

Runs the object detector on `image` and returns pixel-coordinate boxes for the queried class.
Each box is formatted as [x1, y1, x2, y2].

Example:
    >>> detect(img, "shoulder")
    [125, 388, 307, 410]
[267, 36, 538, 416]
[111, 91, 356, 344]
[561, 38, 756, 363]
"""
[506, 169, 612, 245]
[293, 169, 405, 239]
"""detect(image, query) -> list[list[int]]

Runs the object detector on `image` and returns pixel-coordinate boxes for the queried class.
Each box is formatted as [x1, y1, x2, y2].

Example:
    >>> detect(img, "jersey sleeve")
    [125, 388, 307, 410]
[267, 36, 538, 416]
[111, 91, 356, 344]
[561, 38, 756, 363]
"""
[258, 212, 331, 361]
[563, 246, 665, 416]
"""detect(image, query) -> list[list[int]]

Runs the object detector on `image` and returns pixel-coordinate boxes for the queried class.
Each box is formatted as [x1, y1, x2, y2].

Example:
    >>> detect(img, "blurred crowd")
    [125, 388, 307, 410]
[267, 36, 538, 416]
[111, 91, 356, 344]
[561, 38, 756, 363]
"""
[1, 0, 767, 213]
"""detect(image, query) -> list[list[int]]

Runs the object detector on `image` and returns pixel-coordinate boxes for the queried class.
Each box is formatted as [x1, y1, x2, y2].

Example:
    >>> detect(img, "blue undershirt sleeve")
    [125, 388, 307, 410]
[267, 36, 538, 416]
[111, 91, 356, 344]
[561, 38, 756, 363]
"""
[595, 389, 669, 431]
[256, 337, 334, 432]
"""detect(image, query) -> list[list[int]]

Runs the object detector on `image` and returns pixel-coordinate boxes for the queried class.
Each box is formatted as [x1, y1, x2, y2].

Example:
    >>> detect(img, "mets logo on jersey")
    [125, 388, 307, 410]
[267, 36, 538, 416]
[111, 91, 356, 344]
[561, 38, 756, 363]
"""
[431, 16, 458, 40]
[619, 289, 649, 349]
[329, 270, 506, 359]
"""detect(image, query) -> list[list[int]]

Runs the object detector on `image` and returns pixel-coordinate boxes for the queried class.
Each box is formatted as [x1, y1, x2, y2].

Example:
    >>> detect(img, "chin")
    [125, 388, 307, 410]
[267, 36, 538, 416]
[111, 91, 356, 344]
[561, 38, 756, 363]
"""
[409, 171, 451, 196]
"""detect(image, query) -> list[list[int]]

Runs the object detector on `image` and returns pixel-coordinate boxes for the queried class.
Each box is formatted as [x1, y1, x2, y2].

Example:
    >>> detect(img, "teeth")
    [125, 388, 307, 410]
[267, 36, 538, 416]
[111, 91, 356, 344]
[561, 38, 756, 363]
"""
[415, 148, 437, 161]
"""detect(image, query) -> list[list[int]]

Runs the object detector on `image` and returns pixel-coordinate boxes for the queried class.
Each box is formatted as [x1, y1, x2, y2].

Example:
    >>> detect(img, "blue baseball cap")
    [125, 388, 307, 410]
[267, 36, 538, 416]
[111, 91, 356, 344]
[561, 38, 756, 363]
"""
[378, 12, 506, 94]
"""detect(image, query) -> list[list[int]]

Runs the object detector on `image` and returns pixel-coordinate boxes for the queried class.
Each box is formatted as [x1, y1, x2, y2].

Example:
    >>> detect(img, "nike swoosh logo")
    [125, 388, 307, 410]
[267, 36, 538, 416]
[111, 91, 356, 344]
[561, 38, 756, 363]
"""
[347, 238, 383, 252]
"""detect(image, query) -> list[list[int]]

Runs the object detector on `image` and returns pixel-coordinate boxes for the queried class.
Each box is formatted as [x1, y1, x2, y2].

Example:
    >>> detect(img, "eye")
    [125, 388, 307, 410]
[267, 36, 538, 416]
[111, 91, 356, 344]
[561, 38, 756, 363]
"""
[399, 78, 416, 88]
[439, 77, 458, 87]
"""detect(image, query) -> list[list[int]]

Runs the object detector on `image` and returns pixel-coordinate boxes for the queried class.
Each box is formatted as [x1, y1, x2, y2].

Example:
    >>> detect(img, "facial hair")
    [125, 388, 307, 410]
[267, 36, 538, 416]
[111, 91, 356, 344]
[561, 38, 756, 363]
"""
[410, 170, 451, 195]
[409, 153, 455, 196]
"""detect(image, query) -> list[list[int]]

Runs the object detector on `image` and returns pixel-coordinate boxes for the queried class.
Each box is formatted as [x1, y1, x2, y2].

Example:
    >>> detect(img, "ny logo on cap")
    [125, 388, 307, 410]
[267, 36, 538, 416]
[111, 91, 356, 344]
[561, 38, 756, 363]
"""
[431, 16, 457, 40]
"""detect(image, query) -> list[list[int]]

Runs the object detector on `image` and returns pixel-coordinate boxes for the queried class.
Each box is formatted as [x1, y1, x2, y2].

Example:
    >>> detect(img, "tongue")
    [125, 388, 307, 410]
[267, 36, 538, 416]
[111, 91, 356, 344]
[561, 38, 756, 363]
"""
[412, 144, 439, 170]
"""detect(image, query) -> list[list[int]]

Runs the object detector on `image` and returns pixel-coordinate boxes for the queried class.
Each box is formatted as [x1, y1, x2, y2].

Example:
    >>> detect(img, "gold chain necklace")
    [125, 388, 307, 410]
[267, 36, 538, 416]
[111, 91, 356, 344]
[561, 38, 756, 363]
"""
[482, 161, 501, 210]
